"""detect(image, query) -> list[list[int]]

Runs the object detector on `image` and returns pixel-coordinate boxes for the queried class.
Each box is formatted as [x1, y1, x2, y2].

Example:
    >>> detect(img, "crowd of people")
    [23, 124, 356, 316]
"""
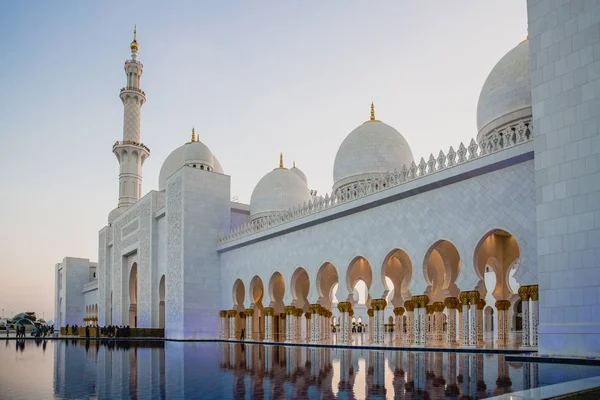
[64, 324, 134, 338]
[9, 324, 54, 338]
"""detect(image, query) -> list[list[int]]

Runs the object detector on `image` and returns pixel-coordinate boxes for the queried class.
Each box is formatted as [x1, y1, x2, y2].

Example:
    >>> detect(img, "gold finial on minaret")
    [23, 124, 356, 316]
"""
[130, 25, 139, 52]
[191, 127, 196, 142]
[279, 153, 284, 168]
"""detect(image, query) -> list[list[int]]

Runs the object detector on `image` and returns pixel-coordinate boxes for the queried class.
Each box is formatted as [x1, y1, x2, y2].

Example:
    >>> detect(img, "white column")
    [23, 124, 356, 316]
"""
[228, 311, 237, 340]
[519, 287, 530, 347]
[476, 300, 484, 345]
[445, 298, 458, 345]
[264, 308, 273, 342]
[368, 309, 374, 342]
[285, 306, 296, 343]
[394, 307, 405, 344]
[495, 300, 510, 346]
[469, 303, 477, 346]
[372, 299, 386, 345]
[305, 314, 311, 342]
[406, 303, 415, 345]
[245, 310, 253, 340]
[458, 308, 463, 344]
[219, 311, 226, 339]
[296, 310, 303, 342]
[309, 304, 321, 343]
[461, 304, 470, 346]
[530, 286, 539, 347]
[337, 302, 351, 345]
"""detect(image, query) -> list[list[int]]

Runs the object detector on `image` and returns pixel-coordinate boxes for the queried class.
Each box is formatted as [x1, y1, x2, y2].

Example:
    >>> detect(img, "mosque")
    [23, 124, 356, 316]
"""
[54, 0, 600, 358]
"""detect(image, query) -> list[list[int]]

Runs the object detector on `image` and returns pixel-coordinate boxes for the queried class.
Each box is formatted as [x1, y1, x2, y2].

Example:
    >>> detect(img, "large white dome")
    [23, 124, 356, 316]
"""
[476, 39, 531, 142]
[250, 162, 311, 221]
[158, 134, 223, 191]
[333, 106, 414, 191]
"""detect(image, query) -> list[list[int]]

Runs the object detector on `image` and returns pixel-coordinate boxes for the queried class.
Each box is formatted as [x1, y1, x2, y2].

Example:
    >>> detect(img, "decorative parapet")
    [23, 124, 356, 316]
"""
[218, 118, 533, 244]
[113, 140, 151, 154]
[120, 86, 146, 96]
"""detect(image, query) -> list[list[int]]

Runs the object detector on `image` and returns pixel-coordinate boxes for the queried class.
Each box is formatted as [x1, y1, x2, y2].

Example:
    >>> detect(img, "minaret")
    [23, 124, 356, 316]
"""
[112, 27, 150, 209]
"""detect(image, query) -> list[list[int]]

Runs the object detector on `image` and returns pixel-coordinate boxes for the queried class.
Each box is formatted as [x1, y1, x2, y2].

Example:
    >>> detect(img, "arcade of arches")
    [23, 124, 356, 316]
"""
[219, 230, 539, 349]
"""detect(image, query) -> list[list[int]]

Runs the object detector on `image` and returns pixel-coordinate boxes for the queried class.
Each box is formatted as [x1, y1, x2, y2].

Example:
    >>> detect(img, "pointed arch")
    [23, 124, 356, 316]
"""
[249, 275, 265, 306]
[268, 271, 285, 314]
[345, 256, 373, 304]
[232, 278, 246, 312]
[474, 229, 521, 300]
[422, 240, 461, 301]
[381, 249, 413, 306]
[290, 267, 310, 311]
[316, 262, 339, 308]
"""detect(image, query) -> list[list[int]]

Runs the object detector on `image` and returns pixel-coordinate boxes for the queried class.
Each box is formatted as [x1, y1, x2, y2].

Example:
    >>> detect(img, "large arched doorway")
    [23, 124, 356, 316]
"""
[382, 249, 413, 307]
[268, 272, 285, 341]
[129, 263, 138, 327]
[249, 275, 265, 340]
[159, 275, 166, 329]
[232, 279, 246, 339]
[475, 229, 521, 339]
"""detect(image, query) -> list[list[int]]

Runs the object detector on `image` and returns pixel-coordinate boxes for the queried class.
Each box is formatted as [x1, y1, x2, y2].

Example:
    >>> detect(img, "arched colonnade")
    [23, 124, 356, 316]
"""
[219, 229, 539, 348]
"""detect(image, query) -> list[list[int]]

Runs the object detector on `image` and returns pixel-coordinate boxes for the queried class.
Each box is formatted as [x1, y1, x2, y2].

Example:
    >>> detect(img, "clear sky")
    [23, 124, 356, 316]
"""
[0, 1, 528, 322]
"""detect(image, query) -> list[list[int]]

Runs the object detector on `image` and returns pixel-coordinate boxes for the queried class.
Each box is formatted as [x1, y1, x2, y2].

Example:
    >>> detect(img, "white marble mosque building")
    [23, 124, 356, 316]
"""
[55, 0, 600, 358]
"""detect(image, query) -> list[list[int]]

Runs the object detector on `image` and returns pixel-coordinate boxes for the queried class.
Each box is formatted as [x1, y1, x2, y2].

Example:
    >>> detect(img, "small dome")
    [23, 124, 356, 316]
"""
[476, 39, 531, 142]
[250, 159, 311, 220]
[108, 207, 124, 225]
[290, 162, 307, 185]
[158, 133, 223, 191]
[333, 105, 414, 191]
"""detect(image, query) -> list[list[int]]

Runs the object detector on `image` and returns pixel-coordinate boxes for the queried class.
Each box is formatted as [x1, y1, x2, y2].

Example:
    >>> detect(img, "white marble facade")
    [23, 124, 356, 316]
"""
[54, 4, 600, 357]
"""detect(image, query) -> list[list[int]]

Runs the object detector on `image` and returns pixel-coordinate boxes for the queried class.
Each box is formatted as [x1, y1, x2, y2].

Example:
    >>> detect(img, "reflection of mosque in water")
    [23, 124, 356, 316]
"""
[51, 340, 553, 399]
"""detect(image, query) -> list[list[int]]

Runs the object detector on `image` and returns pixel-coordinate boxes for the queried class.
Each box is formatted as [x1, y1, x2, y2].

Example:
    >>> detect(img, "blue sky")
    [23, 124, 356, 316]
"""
[0, 1, 527, 321]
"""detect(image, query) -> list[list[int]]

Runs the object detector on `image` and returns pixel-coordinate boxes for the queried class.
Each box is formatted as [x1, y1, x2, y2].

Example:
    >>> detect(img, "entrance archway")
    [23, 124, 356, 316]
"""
[129, 263, 138, 327]
[159, 275, 165, 329]
[250, 275, 265, 340]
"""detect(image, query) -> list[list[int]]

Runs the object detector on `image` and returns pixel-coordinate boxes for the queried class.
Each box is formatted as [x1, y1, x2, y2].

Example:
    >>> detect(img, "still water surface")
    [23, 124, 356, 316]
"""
[1, 339, 600, 399]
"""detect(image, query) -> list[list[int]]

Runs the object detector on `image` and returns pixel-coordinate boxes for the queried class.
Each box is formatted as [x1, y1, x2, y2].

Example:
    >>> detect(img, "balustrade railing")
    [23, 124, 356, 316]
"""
[218, 119, 533, 244]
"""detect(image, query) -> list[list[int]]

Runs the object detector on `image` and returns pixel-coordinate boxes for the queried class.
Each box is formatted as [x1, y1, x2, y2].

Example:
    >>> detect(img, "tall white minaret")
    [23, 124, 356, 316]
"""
[113, 28, 149, 209]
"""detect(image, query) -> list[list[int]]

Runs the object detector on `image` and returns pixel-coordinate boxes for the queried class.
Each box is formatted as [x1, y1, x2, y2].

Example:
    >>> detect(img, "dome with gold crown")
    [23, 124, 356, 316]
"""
[332, 104, 414, 191]
[130, 28, 139, 52]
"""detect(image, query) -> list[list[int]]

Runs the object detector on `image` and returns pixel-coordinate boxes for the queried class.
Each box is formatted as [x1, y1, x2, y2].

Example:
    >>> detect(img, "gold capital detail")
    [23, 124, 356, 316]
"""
[529, 285, 539, 301]
[411, 295, 430, 308]
[219, 310, 227, 318]
[337, 301, 352, 313]
[371, 298, 387, 311]
[393, 307, 405, 316]
[495, 300, 511, 311]
[518, 286, 530, 301]
[403, 300, 415, 312]
[284, 305, 296, 315]
[309, 304, 321, 315]
[244, 308, 254, 317]
[476, 299, 486, 310]
[296, 308, 304, 317]
[263, 307, 274, 316]
[367, 309, 374, 317]
[227, 310, 237, 318]
[305, 312, 311, 319]
[425, 305, 434, 315]
[444, 297, 459, 309]
[433, 302, 445, 313]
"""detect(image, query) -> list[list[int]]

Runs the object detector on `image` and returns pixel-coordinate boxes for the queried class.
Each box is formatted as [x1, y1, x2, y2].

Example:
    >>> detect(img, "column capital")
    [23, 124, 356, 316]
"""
[426, 305, 434, 315]
[444, 297, 459, 309]
[433, 301, 445, 312]
[460, 290, 480, 305]
[404, 300, 415, 312]
[263, 307, 274, 316]
[411, 295, 430, 308]
[518, 286, 531, 300]
[476, 299, 486, 310]
[309, 303, 321, 314]
[219, 310, 227, 318]
[393, 307, 405, 316]
[280, 313, 286, 320]
[495, 300, 511, 310]
[245, 308, 254, 317]
[337, 301, 352, 313]
[305, 312, 311, 319]
[371, 298, 387, 310]
[529, 285, 539, 300]
[227, 310, 237, 318]
[296, 308, 304, 317]
[367, 308, 374, 317]
[284, 305, 296, 315]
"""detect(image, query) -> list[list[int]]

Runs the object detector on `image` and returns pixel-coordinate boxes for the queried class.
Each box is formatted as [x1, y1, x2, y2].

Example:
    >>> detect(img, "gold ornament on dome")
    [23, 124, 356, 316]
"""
[364, 102, 381, 123]
[274, 152, 288, 170]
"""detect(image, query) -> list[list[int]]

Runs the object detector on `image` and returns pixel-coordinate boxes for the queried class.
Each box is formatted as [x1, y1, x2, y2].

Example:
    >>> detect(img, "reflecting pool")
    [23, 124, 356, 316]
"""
[2, 339, 600, 399]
